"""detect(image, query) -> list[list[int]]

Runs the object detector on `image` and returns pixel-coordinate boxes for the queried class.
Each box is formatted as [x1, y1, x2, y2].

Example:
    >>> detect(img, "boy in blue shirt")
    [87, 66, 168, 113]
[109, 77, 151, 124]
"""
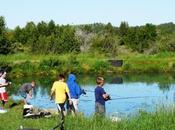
[95, 77, 110, 116]
[67, 73, 86, 114]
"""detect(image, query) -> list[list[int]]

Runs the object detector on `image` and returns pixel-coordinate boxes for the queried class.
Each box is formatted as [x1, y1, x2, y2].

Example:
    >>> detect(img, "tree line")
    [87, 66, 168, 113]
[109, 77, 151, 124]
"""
[0, 16, 175, 55]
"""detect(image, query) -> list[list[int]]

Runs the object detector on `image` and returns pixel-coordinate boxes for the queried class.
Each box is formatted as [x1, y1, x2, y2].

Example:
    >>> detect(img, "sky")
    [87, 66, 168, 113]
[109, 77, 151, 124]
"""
[0, 0, 175, 29]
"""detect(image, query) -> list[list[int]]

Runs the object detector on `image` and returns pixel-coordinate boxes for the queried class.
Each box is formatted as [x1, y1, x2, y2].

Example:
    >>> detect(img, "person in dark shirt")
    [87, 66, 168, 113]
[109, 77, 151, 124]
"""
[19, 81, 36, 104]
[95, 77, 110, 116]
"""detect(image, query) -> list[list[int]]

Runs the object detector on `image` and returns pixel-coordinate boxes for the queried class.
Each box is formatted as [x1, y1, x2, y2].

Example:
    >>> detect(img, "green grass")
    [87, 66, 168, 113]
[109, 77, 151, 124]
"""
[0, 101, 175, 130]
[1, 52, 175, 77]
[121, 52, 175, 73]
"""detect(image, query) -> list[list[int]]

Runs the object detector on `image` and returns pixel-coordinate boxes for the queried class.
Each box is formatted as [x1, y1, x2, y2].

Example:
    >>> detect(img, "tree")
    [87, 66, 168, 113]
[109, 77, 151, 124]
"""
[124, 24, 157, 53]
[0, 16, 12, 54]
[105, 22, 115, 34]
[119, 21, 129, 37]
[48, 20, 56, 35]
[91, 34, 118, 55]
[24, 22, 38, 45]
[58, 25, 80, 53]
[13, 26, 25, 43]
[37, 21, 48, 36]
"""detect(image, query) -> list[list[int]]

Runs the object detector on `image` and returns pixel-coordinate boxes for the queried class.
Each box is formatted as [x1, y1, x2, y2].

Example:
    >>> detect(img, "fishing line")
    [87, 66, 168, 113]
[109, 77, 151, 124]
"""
[84, 89, 122, 97]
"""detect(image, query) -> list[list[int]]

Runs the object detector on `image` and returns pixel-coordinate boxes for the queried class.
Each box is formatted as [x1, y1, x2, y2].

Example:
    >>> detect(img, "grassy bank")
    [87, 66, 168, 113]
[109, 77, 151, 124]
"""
[121, 52, 175, 73]
[0, 101, 175, 130]
[0, 52, 175, 77]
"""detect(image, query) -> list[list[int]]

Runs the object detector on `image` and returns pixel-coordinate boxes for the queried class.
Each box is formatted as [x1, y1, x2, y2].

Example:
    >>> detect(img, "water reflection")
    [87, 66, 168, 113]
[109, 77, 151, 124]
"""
[110, 77, 123, 84]
[10, 73, 175, 117]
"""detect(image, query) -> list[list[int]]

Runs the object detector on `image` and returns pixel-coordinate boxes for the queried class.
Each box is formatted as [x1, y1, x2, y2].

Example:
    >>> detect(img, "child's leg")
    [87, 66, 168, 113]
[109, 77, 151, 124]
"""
[23, 98, 27, 104]
[19, 91, 27, 104]
[95, 102, 99, 113]
[2, 100, 5, 107]
[72, 99, 78, 112]
[57, 103, 66, 116]
[1, 92, 8, 108]
[95, 102, 105, 116]
[66, 100, 72, 114]
[98, 104, 105, 116]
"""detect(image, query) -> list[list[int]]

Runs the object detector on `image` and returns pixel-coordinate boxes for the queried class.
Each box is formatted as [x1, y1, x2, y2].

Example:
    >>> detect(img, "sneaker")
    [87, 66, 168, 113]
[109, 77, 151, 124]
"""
[23, 113, 34, 117]
[0, 109, 7, 113]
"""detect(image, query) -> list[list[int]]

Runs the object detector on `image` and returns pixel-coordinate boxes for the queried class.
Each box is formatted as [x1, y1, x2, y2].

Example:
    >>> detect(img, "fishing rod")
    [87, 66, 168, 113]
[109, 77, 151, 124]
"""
[84, 89, 94, 93]
[80, 95, 159, 102]
[109, 96, 159, 100]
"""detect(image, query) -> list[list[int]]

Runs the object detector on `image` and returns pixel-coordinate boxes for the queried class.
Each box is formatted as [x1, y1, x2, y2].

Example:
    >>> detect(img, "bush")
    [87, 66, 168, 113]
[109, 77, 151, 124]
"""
[39, 58, 62, 70]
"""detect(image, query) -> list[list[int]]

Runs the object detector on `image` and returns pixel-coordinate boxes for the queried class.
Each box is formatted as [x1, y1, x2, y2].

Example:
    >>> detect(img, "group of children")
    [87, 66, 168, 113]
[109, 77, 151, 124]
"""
[51, 73, 110, 116]
[50, 74, 85, 116]
[0, 69, 36, 113]
[0, 70, 110, 117]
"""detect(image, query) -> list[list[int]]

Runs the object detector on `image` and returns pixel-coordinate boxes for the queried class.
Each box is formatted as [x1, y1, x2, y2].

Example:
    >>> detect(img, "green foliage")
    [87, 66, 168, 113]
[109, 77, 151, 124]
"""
[57, 25, 81, 53]
[91, 60, 110, 74]
[157, 34, 175, 52]
[105, 22, 115, 35]
[124, 24, 157, 52]
[79, 23, 106, 34]
[157, 22, 175, 34]
[33, 25, 80, 54]
[0, 16, 12, 54]
[1, 15, 175, 56]
[91, 35, 119, 55]
[119, 21, 129, 37]
[39, 58, 62, 70]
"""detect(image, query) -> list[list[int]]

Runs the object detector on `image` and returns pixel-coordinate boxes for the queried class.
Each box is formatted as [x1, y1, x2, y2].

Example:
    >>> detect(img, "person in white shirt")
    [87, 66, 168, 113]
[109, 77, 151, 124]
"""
[0, 70, 10, 109]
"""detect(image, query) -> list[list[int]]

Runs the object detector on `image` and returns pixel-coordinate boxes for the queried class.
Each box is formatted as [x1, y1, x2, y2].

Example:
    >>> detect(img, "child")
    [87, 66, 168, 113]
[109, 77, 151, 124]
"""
[95, 77, 110, 116]
[51, 74, 72, 130]
[67, 73, 86, 114]
[50, 74, 72, 116]
[19, 81, 36, 104]
[0, 70, 10, 109]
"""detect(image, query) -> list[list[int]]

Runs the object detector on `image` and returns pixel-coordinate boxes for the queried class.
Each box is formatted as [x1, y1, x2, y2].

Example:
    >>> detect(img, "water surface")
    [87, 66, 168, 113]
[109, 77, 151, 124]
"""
[11, 73, 175, 117]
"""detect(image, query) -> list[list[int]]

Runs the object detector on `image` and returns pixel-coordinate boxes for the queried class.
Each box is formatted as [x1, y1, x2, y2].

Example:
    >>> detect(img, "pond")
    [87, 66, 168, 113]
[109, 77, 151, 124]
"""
[11, 73, 175, 117]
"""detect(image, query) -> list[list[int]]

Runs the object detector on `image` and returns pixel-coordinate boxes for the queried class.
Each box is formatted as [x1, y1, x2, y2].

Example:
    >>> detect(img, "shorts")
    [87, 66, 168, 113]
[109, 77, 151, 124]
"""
[0, 92, 8, 102]
[57, 103, 65, 112]
[95, 102, 105, 115]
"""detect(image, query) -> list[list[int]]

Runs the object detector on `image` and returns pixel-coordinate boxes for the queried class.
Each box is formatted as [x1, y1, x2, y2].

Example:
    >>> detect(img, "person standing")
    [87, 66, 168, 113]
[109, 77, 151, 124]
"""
[67, 73, 86, 114]
[95, 77, 110, 116]
[50, 74, 72, 116]
[0, 70, 11, 109]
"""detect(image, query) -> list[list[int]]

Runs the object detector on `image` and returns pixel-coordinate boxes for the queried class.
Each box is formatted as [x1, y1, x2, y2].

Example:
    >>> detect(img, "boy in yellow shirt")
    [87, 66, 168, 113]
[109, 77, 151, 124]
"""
[50, 74, 72, 116]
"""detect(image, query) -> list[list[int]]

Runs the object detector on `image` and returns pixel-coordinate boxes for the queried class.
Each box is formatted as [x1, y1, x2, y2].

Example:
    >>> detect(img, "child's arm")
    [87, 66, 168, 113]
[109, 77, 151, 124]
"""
[0, 82, 9, 87]
[102, 89, 111, 101]
[27, 89, 33, 99]
[102, 93, 109, 99]
[28, 89, 33, 97]
[50, 83, 56, 99]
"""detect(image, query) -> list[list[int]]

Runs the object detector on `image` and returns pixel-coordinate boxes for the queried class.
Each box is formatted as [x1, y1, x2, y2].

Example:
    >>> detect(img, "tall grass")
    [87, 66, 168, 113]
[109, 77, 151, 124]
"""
[0, 101, 175, 130]
[1, 52, 175, 76]
[122, 52, 175, 73]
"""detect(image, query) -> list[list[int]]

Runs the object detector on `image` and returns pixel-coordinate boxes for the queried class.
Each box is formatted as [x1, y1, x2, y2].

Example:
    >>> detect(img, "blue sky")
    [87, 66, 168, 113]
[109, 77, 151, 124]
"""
[0, 0, 175, 29]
